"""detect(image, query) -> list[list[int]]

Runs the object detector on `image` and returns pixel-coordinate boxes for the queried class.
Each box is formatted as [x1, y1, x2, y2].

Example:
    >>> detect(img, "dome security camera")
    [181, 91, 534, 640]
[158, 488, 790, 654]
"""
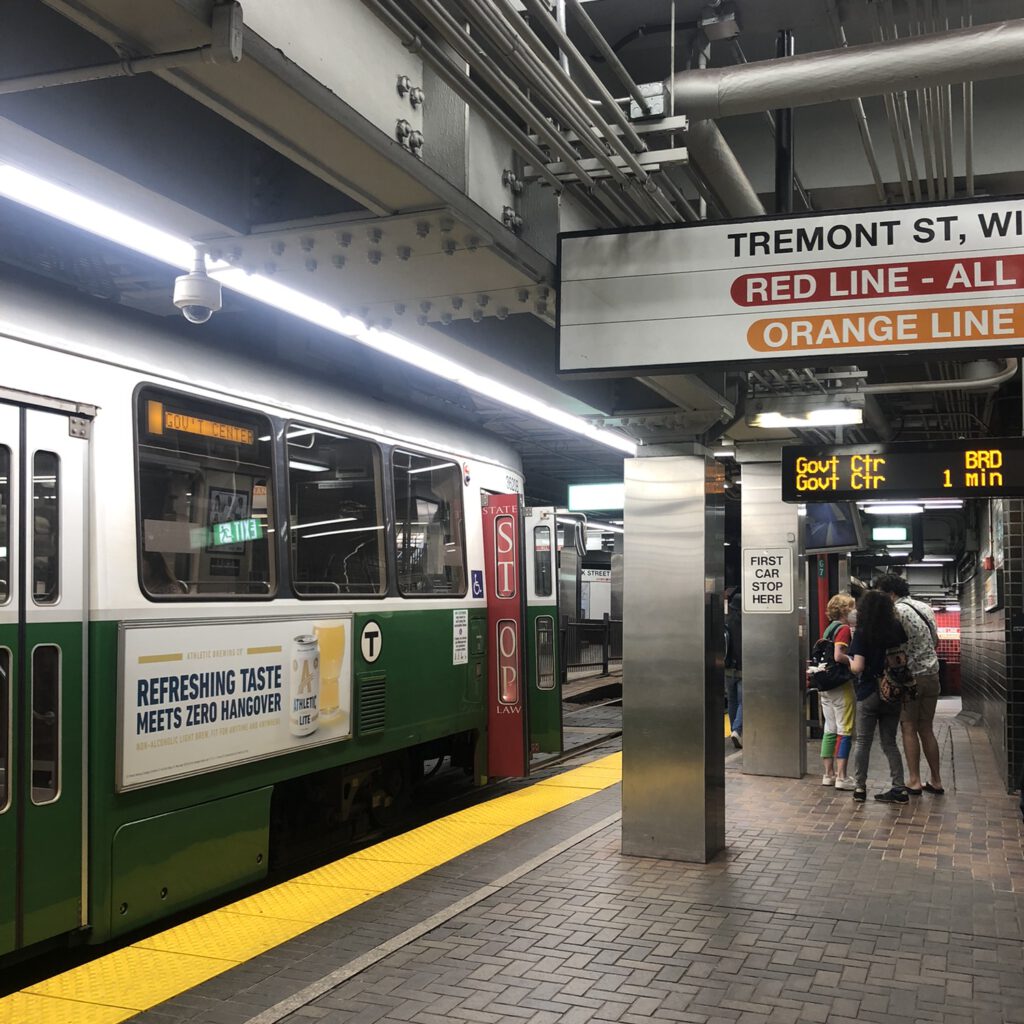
[173, 250, 222, 324]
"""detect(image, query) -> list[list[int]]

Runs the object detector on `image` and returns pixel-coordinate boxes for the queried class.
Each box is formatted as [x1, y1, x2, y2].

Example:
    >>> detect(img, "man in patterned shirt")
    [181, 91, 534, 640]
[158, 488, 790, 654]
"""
[874, 574, 943, 796]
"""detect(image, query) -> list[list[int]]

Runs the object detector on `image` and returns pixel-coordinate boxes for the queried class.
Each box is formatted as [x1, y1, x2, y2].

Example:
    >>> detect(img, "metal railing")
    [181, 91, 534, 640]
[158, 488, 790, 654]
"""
[561, 614, 622, 680]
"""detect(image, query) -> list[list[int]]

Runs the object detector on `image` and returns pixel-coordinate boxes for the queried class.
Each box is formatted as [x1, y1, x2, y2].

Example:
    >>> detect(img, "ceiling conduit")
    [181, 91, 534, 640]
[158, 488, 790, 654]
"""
[857, 358, 1019, 395]
[671, 18, 1024, 118]
[686, 118, 765, 217]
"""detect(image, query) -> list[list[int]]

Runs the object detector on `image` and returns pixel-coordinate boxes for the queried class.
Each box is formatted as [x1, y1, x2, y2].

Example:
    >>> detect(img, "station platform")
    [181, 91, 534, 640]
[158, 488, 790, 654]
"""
[5, 702, 1024, 1024]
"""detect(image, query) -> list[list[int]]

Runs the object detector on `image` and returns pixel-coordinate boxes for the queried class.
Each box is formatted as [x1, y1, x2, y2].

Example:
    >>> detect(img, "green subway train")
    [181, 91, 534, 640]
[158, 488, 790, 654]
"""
[0, 274, 563, 961]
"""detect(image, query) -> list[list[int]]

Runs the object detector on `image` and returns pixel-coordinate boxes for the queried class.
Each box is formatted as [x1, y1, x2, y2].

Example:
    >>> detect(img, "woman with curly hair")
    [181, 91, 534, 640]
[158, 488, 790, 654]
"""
[847, 589, 909, 804]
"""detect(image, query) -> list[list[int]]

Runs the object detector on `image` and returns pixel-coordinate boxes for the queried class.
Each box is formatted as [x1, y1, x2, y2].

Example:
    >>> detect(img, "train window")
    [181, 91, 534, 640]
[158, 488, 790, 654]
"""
[534, 525, 552, 597]
[0, 447, 8, 604]
[535, 616, 556, 690]
[0, 648, 8, 812]
[32, 451, 59, 605]
[136, 388, 276, 598]
[393, 451, 466, 596]
[287, 425, 386, 596]
[31, 644, 60, 804]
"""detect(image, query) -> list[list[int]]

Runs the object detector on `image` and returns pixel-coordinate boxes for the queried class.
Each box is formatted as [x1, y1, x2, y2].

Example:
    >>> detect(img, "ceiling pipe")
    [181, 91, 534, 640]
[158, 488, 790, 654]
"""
[517, 0, 647, 153]
[490, 0, 681, 223]
[857, 358, 1019, 395]
[453, 0, 657, 218]
[671, 18, 1024, 118]
[685, 119, 765, 217]
[0, 3, 243, 95]
[404, 0, 604, 191]
[361, 0, 567, 195]
[823, 0, 886, 205]
[564, 0, 651, 115]
[730, 39, 812, 211]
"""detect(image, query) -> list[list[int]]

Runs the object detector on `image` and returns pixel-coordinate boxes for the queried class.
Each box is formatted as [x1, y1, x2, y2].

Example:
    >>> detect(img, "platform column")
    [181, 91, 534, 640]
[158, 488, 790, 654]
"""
[621, 453, 725, 862]
[740, 461, 807, 778]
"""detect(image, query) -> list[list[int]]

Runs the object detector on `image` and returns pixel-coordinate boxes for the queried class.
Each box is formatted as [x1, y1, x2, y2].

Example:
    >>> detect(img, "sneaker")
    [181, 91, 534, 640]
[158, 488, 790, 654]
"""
[821, 773, 836, 786]
[853, 788, 867, 802]
[731, 732, 742, 750]
[874, 787, 909, 804]
[834, 777, 857, 791]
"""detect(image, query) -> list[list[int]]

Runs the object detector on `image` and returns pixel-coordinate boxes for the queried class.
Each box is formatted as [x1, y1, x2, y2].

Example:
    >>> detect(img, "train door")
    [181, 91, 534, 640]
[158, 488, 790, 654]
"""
[524, 507, 562, 756]
[481, 493, 527, 778]
[0, 402, 88, 955]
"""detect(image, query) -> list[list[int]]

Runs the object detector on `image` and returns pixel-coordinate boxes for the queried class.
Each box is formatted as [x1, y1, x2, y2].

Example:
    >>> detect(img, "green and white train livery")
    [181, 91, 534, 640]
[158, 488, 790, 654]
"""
[0, 274, 563, 960]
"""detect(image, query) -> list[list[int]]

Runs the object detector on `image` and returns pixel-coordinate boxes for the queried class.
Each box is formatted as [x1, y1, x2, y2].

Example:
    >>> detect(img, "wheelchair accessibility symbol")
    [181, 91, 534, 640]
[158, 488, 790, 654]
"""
[471, 570, 484, 599]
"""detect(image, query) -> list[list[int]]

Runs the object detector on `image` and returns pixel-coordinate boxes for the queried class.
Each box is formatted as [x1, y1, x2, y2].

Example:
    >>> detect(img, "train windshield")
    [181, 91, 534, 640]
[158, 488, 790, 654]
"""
[135, 388, 276, 598]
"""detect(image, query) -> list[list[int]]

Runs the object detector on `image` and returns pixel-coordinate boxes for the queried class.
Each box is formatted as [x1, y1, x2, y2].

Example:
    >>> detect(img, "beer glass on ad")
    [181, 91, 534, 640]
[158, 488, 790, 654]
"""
[314, 621, 345, 721]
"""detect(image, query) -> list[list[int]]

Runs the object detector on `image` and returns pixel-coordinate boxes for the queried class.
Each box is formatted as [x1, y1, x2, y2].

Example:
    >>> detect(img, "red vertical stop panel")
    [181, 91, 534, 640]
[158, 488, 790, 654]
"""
[482, 494, 527, 778]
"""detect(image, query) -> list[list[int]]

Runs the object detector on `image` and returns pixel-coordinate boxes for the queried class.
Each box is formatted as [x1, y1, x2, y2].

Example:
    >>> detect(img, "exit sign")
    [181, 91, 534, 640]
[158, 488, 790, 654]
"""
[210, 518, 263, 546]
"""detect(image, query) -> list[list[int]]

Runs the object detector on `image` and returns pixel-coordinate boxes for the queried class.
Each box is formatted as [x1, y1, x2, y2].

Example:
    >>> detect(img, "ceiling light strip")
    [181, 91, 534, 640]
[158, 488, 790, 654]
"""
[0, 163, 636, 457]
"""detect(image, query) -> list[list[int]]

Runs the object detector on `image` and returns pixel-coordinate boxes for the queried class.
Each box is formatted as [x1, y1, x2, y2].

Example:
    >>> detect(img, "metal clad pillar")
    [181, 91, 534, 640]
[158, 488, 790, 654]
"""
[622, 454, 725, 862]
[740, 462, 807, 778]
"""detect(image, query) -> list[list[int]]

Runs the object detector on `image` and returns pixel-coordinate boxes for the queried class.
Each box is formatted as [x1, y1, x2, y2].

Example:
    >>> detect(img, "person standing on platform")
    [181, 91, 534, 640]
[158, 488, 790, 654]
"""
[847, 590, 909, 803]
[818, 594, 857, 790]
[724, 587, 743, 749]
[874, 574, 944, 795]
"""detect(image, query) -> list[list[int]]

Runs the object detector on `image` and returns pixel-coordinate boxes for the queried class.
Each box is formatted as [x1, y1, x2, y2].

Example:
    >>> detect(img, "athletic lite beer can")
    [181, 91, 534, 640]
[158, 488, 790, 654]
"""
[290, 634, 320, 736]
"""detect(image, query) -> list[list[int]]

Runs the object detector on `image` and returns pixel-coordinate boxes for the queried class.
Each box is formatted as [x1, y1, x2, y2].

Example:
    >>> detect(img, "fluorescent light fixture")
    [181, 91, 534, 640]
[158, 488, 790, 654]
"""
[0, 163, 637, 458]
[568, 482, 625, 511]
[302, 525, 385, 539]
[872, 526, 908, 542]
[0, 164, 194, 267]
[944, 604, 961, 612]
[292, 516, 357, 531]
[905, 562, 944, 568]
[287, 459, 331, 473]
[923, 500, 964, 509]
[750, 408, 863, 429]
[886, 544, 913, 550]
[587, 522, 624, 534]
[923, 555, 955, 562]
[862, 504, 924, 515]
[747, 393, 864, 430]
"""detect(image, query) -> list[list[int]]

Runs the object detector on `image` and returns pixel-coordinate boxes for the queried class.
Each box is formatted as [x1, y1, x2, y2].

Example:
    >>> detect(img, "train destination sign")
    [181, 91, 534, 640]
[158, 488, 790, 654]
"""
[146, 399, 256, 446]
[559, 198, 1024, 372]
[782, 438, 1024, 502]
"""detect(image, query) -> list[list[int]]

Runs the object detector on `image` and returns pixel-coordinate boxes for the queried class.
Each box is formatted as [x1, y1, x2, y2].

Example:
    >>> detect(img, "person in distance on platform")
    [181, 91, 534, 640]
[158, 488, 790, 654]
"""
[724, 587, 743, 749]
[847, 590, 909, 804]
[817, 594, 858, 791]
[873, 573, 944, 796]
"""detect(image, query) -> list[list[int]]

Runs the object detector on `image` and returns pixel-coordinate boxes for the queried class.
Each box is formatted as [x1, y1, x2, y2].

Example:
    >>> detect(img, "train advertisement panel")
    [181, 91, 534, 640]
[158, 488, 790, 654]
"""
[118, 615, 353, 790]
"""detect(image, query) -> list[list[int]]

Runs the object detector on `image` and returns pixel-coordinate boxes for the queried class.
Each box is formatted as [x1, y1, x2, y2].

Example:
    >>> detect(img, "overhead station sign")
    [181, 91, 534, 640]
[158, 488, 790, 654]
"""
[782, 438, 1024, 502]
[559, 199, 1024, 371]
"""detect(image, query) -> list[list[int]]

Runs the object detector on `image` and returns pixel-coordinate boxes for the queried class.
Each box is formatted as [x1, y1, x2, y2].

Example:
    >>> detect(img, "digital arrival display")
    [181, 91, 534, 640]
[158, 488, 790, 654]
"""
[782, 438, 1024, 502]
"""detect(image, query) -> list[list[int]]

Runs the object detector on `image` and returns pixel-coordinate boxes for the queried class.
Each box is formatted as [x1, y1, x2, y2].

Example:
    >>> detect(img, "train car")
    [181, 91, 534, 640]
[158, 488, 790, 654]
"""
[0, 273, 563, 960]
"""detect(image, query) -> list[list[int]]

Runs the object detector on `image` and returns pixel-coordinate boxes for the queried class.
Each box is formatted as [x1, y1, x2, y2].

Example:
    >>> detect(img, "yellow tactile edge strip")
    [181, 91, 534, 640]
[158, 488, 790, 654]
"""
[0, 752, 622, 1024]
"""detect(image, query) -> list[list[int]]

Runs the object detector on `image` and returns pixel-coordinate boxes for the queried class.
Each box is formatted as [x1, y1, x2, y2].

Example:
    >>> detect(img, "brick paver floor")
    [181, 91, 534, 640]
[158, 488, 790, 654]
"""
[131, 704, 1024, 1024]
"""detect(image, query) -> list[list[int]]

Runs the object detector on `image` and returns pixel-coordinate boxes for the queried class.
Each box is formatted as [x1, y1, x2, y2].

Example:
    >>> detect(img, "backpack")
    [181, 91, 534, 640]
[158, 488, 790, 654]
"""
[879, 644, 918, 705]
[807, 621, 852, 691]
